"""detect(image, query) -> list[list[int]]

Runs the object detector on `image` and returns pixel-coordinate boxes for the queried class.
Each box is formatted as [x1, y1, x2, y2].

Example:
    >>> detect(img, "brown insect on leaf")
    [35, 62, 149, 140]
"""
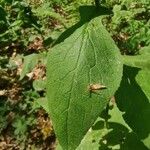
[88, 83, 107, 92]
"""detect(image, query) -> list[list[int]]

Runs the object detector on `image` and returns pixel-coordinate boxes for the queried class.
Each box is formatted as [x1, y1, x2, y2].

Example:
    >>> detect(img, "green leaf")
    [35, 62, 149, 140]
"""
[56, 118, 106, 150]
[12, 116, 28, 140]
[47, 15, 122, 150]
[20, 53, 47, 80]
[0, 6, 7, 21]
[123, 46, 150, 70]
[33, 79, 46, 91]
[115, 65, 150, 149]
[98, 105, 147, 150]
[57, 104, 147, 150]
[32, 2, 66, 26]
[76, 105, 130, 150]
[20, 54, 39, 80]
[136, 70, 150, 148]
[37, 97, 50, 114]
[136, 70, 150, 99]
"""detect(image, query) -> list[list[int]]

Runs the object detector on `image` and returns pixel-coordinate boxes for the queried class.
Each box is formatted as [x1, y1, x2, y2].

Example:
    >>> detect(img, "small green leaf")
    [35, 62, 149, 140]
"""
[33, 79, 46, 91]
[37, 97, 50, 114]
[47, 16, 122, 149]
[20, 54, 39, 80]
[20, 53, 47, 80]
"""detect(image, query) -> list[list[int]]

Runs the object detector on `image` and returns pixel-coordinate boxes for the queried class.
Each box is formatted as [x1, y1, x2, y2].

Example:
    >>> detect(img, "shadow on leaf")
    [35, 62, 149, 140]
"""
[99, 122, 148, 150]
[115, 65, 150, 142]
[90, 120, 148, 150]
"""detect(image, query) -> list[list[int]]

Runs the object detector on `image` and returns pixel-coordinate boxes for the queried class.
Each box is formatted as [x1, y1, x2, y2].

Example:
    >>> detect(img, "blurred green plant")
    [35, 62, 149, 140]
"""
[102, 0, 150, 55]
[0, 0, 150, 149]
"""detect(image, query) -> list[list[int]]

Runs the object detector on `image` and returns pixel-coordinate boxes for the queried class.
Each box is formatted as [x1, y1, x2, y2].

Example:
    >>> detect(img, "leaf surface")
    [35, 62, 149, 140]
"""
[136, 70, 150, 148]
[123, 46, 150, 70]
[47, 16, 122, 150]
[115, 66, 150, 149]
[120, 46, 150, 148]
[57, 104, 147, 150]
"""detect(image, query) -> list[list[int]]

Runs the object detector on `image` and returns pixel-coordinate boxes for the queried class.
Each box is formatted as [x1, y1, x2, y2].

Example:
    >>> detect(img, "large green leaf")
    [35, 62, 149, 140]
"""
[120, 46, 150, 148]
[115, 65, 150, 149]
[47, 14, 122, 149]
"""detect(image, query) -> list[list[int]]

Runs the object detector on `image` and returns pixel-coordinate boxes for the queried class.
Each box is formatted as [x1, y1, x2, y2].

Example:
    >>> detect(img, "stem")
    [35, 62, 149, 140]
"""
[94, 0, 100, 8]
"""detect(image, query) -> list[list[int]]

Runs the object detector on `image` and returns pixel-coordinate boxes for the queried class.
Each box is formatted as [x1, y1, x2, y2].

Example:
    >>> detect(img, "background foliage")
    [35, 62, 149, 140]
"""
[0, 0, 150, 149]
